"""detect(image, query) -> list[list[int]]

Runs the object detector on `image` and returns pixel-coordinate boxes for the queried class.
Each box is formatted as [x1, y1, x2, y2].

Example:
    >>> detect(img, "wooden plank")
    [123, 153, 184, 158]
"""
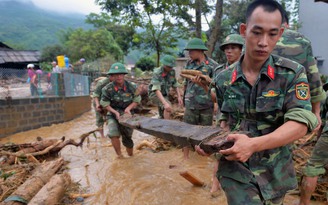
[179, 171, 205, 187]
[119, 115, 235, 154]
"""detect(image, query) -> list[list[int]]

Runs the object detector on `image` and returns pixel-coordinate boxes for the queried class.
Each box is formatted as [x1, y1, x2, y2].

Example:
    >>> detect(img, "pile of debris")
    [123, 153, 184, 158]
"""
[293, 134, 328, 202]
[0, 130, 99, 204]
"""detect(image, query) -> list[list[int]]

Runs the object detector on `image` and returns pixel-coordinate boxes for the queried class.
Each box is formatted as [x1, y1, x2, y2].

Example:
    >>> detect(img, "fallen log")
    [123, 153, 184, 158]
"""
[1, 158, 64, 205]
[28, 173, 71, 205]
[119, 115, 239, 154]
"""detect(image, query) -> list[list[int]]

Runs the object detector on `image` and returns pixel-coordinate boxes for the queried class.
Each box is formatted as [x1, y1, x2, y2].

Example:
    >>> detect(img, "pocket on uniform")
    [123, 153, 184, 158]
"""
[256, 95, 283, 112]
[122, 93, 133, 102]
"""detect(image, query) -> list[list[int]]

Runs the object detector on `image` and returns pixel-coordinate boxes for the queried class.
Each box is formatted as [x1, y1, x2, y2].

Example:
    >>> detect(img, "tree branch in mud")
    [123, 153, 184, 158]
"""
[0, 129, 99, 165]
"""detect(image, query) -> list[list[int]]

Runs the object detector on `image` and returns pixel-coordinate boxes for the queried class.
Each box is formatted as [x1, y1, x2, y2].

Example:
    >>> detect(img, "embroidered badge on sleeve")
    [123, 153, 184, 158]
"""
[295, 82, 310, 100]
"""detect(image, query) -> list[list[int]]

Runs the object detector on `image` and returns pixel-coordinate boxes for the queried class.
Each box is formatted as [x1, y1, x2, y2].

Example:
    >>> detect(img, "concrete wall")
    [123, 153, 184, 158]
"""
[175, 57, 189, 80]
[299, 0, 328, 74]
[0, 96, 91, 138]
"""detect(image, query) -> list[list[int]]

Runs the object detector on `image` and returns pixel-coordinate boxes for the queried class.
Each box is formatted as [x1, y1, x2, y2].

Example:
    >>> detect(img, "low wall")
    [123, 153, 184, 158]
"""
[0, 96, 91, 138]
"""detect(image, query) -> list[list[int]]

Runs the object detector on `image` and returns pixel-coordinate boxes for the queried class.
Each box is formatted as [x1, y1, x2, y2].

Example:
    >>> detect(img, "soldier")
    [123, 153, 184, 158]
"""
[92, 71, 114, 138]
[101, 63, 141, 158]
[210, 33, 244, 195]
[195, 0, 317, 204]
[299, 83, 328, 205]
[272, 12, 326, 132]
[214, 34, 244, 76]
[148, 55, 183, 119]
[182, 38, 219, 159]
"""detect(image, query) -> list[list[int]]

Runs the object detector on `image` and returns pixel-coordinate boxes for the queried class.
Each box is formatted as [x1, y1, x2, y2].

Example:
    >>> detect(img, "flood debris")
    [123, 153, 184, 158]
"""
[292, 133, 328, 202]
[179, 171, 205, 187]
[0, 129, 100, 204]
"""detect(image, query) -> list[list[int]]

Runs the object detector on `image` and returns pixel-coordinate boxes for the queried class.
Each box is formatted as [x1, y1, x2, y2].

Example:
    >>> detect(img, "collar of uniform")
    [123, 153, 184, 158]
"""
[230, 55, 275, 84]
[260, 55, 275, 81]
[113, 81, 127, 92]
[230, 56, 244, 84]
[160, 66, 168, 77]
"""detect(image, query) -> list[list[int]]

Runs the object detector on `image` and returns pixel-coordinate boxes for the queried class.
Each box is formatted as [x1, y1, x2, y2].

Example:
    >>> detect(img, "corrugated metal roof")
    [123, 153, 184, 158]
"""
[0, 50, 40, 64]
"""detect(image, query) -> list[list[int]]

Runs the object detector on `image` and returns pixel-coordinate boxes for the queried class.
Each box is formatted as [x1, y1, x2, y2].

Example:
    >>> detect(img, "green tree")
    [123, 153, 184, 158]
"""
[135, 56, 156, 71]
[95, 0, 193, 66]
[40, 44, 67, 62]
[65, 28, 123, 62]
[85, 13, 137, 56]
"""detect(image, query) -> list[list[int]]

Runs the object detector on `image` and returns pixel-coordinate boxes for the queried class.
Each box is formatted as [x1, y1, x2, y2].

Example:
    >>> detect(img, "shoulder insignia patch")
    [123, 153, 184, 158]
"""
[295, 82, 310, 100]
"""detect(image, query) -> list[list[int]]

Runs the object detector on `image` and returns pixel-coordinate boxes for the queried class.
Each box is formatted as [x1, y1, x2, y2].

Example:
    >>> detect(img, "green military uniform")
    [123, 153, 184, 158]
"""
[183, 38, 219, 126]
[149, 66, 180, 118]
[214, 54, 318, 204]
[100, 80, 141, 148]
[212, 34, 244, 126]
[303, 95, 328, 177]
[273, 29, 326, 103]
[183, 56, 218, 125]
[93, 78, 110, 127]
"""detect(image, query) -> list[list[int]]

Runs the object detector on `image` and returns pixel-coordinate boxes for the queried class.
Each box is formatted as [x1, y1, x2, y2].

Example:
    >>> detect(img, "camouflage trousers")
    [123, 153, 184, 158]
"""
[219, 176, 285, 205]
[303, 133, 328, 177]
[183, 108, 213, 126]
[93, 101, 106, 128]
[106, 115, 134, 148]
[149, 92, 171, 119]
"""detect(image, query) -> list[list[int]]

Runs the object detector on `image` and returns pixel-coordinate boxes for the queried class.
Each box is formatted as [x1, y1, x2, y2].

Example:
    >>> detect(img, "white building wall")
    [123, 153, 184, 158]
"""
[299, 0, 328, 75]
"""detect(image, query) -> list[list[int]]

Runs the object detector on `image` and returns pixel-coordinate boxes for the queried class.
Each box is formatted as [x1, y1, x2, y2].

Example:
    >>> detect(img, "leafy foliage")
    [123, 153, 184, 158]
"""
[85, 13, 137, 55]
[40, 44, 67, 62]
[135, 56, 156, 71]
[95, 0, 193, 66]
[64, 28, 123, 62]
[0, 0, 91, 50]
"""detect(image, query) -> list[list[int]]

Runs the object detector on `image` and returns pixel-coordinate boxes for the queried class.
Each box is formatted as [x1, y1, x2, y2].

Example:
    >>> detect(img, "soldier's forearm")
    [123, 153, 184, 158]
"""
[311, 101, 321, 116]
[155, 90, 168, 105]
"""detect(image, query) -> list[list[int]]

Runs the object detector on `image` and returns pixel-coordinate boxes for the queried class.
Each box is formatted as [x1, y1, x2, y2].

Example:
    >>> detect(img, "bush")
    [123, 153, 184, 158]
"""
[135, 56, 156, 71]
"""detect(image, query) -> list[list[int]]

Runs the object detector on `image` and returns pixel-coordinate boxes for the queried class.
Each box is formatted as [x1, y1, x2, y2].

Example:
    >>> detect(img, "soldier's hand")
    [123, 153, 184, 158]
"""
[163, 102, 172, 113]
[177, 96, 183, 107]
[96, 105, 103, 112]
[313, 112, 322, 134]
[124, 108, 131, 115]
[219, 133, 255, 162]
[114, 111, 120, 120]
[195, 145, 210, 157]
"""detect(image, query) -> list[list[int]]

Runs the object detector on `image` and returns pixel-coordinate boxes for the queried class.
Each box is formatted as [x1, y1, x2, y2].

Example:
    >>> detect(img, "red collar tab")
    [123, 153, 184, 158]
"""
[114, 85, 126, 92]
[267, 65, 275, 80]
[231, 69, 237, 84]
[162, 72, 167, 77]
[205, 60, 209, 65]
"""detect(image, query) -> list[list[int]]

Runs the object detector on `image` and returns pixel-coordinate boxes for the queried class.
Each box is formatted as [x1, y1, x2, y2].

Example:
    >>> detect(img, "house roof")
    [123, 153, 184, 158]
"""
[0, 50, 41, 64]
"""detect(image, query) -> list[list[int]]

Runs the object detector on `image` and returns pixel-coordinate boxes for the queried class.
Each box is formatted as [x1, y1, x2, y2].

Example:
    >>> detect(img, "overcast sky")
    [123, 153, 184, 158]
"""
[31, 0, 102, 15]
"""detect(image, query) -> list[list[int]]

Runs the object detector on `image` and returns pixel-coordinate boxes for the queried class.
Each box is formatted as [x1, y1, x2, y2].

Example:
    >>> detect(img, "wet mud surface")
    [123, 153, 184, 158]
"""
[1, 109, 325, 205]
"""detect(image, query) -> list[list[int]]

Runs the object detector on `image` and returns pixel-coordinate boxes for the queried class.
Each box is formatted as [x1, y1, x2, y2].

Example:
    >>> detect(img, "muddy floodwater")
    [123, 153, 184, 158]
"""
[1, 109, 326, 205]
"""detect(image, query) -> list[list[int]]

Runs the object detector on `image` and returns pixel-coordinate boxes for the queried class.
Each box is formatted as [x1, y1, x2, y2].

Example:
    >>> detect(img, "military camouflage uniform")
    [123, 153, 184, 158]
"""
[303, 96, 328, 177]
[148, 66, 180, 118]
[183, 56, 218, 126]
[100, 81, 141, 148]
[273, 29, 326, 103]
[214, 54, 318, 204]
[93, 78, 110, 127]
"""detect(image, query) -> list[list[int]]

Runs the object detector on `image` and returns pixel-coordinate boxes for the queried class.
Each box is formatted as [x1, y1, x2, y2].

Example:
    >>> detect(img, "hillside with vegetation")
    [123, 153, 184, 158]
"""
[0, 0, 91, 50]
